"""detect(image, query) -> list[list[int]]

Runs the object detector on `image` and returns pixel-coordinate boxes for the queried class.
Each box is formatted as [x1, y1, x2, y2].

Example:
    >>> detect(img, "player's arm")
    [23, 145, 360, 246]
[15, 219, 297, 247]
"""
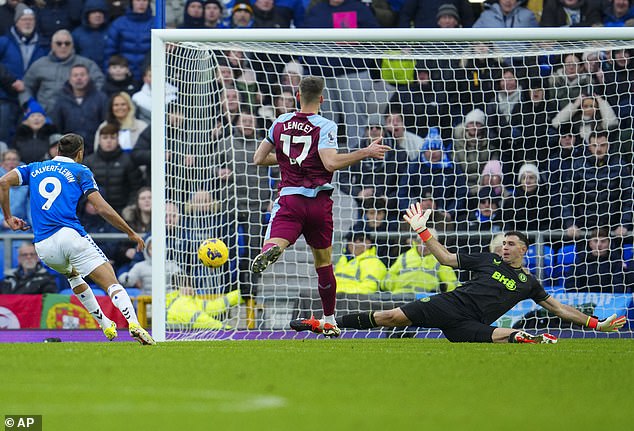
[0, 170, 29, 231]
[403, 202, 458, 267]
[319, 137, 390, 172]
[253, 138, 277, 166]
[86, 190, 145, 252]
[538, 296, 626, 332]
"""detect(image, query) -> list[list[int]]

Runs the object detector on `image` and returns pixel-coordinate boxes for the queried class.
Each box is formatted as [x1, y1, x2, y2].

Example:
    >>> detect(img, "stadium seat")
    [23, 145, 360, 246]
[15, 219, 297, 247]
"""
[126, 287, 141, 297]
[623, 243, 633, 262]
[551, 244, 577, 286]
[59, 288, 74, 295]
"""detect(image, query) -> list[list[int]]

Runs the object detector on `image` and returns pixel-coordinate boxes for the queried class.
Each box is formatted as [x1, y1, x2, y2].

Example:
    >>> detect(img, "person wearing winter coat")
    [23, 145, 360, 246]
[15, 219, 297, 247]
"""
[12, 98, 58, 164]
[104, 0, 153, 81]
[473, 0, 538, 27]
[0, 243, 57, 294]
[20, 29, 105, 113]
[71, 0, 110, 68]
[540, 0, 602, 27]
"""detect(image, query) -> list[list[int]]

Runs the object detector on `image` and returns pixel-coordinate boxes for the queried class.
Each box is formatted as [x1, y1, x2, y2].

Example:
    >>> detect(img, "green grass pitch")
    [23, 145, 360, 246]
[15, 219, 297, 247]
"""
[1, 339, 632, 431]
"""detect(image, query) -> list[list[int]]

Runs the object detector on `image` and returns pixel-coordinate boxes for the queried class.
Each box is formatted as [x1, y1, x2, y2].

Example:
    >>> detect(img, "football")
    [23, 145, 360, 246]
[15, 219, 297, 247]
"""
[197, 238, 229, 268]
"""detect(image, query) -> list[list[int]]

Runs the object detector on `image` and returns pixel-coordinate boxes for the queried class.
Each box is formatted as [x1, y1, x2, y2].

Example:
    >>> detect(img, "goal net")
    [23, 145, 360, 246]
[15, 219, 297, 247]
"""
[151, 28, 634, 342]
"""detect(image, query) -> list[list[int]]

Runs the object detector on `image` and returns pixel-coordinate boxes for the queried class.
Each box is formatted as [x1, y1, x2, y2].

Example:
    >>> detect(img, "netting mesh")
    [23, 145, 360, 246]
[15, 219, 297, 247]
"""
[158, 36, 634, 340]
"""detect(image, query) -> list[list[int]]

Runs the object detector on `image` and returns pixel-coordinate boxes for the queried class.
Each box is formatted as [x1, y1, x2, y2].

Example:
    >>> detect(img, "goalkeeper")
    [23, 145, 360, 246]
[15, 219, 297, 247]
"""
[291, 202, 626, 343]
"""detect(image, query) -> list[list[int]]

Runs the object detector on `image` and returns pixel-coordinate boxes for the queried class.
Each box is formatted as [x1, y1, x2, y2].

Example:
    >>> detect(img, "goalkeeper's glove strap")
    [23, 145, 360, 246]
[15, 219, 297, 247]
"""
[586, 316, 599, 329]
[418, 229, 432, 243]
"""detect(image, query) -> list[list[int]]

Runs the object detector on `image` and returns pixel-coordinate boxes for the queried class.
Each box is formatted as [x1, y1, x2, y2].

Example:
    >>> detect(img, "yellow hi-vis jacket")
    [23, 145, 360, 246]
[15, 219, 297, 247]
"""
[384, 246, 459, 293]
[334, 246, 387, 294]
[165, 289, 241, 329]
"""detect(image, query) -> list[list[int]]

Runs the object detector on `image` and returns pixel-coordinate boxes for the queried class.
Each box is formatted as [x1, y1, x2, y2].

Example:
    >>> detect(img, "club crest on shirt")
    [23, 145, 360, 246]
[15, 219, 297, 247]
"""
[518, 273, 527, 283]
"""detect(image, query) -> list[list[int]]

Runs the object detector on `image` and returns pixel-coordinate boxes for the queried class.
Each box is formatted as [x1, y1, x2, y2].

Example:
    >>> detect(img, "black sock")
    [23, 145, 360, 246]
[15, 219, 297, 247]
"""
[508, 331, 520, 343]
[337, 312, 377, 329]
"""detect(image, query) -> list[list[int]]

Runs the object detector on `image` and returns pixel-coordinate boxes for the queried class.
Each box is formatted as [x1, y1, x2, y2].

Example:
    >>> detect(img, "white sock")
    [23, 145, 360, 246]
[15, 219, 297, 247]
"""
[107, 284, 139, 325]
[76, 287, 112, 329]
[323, 314, 336, 325]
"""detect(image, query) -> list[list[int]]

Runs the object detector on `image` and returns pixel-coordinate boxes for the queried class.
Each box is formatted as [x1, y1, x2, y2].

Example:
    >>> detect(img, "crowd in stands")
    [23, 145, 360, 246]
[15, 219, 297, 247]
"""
[1, 0, 634, 303]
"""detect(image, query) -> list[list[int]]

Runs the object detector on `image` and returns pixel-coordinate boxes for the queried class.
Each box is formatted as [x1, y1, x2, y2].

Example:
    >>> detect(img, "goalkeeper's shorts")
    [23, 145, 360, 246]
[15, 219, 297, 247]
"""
[400, 295, 495, 343]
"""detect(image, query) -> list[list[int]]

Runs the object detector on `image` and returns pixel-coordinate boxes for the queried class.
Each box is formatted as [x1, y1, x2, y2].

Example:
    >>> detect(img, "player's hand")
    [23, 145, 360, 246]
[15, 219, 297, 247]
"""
[365, 137, 391, 160]
[596, 314, 626, 332]
[129, 233, 145, 252]
[5, 216, 30, 231]
[403, 202, 432, 234]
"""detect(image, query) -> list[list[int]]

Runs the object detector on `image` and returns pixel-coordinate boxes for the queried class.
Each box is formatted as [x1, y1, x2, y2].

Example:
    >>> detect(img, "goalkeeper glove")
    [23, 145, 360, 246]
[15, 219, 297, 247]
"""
[586, 314, 627, 332]
[403, 203, 433, 241]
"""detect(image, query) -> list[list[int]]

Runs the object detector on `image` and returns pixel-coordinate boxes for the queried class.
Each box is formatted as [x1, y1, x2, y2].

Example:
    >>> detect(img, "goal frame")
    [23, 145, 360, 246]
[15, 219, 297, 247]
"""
[150, 27, 634, 342]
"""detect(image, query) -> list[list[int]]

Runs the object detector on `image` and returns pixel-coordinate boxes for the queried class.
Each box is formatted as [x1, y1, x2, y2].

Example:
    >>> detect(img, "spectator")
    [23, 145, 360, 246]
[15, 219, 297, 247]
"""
[231, 112, 274, 298]
[547, 52, 591, 113]
[540, 0, 602, 26]
[131, 63, 177, 124]
[510, 77, 550, 167]
[231, 2, 255, 28]
[551, 93, 618, 143]
[452, 108, 500, 195]
[131, 125, 150, 185]
[105, 0, 153, 81]
[485, 67, 522, 153]
[50, 63, 109, 155]
[44, 133, 62, 159]
[84, 122, 144, 213]
[34, 0, 83, 45]
[276, 0, 306, 27]
[436, 3, 462, 27]
[280, 60, 303, 94]
[102, 54, 139, 98]
[565, 227, 634, 293]
[302, 0, 380, 150]
[12, 98, 58, 164]
[0, 3, 48, 143]
[339, 113, 408, 220]
[384, 111, 424, 161]
[602, 0, 634, 27]
[0, 63, 22, 143]
[458, 186, 504, 234]
[351, 197, 402, 267]
[399, 0, 474, 28]
[473, 0, 538, 27]
[253, 0, 291, 28]
[71, 0, 110, 68]
[452, 43, 499, 117]
[399, 127, 469, 218]
[0, 149, 31, 232]
[203, 0, 227, 28]
[95, 91, 148, 152]
[388, 60, 450, 140]
[476, 159, 510, 202]
[21, 29, 105, 113]
[542, 124, 583, 231]
[384, 230, 459, 293]
[602, 48, 634, 109]
[179, 0, 205, 28]
[567, 130, 633, 238]
[501, 163, 553, 232]
[0, 243, 58, 294]
[122, 186, 152, 234]
[0, 0, 19, 35]
[334, 231, 387, 295]
[118, 236, 186, 296]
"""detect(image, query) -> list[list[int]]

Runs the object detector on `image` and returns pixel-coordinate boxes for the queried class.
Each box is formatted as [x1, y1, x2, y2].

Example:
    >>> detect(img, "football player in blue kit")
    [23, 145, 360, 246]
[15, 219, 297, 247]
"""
[0, 133, 154, 344]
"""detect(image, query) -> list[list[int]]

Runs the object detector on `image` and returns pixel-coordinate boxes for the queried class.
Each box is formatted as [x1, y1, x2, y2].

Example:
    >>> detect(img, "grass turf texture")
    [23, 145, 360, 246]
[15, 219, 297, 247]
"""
[1, 339, 631, 431]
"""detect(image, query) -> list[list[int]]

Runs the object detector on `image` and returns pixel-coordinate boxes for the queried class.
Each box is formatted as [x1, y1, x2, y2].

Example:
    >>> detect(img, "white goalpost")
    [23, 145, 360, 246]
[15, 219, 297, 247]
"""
[151, 28, 634, 342]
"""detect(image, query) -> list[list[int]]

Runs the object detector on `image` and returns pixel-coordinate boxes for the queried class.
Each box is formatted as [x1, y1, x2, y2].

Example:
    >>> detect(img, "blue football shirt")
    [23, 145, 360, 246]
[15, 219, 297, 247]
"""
[15, 156, 99, 242]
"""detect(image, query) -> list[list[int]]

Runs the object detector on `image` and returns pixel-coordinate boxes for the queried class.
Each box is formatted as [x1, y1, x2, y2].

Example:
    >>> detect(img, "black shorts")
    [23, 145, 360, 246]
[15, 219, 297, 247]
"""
[400, 295, 495, 343]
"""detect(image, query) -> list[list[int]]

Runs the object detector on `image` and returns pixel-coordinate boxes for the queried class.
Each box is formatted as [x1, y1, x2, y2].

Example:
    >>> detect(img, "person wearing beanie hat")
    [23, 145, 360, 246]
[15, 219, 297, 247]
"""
[13, 98, 59, 164]
[436, 3, 461, 28]
[14, 3, 35, 23]
[502, 162, 550, 232]
[231, 1, 254, 28]
[398, 0, 475, 28]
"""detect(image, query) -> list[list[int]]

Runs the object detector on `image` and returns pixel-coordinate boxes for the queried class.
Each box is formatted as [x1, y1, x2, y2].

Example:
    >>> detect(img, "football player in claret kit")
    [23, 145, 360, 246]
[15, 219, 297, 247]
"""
[0, 133, 154, 344]
[252, 75, 391, 337]
[293, 202, 627, 342]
